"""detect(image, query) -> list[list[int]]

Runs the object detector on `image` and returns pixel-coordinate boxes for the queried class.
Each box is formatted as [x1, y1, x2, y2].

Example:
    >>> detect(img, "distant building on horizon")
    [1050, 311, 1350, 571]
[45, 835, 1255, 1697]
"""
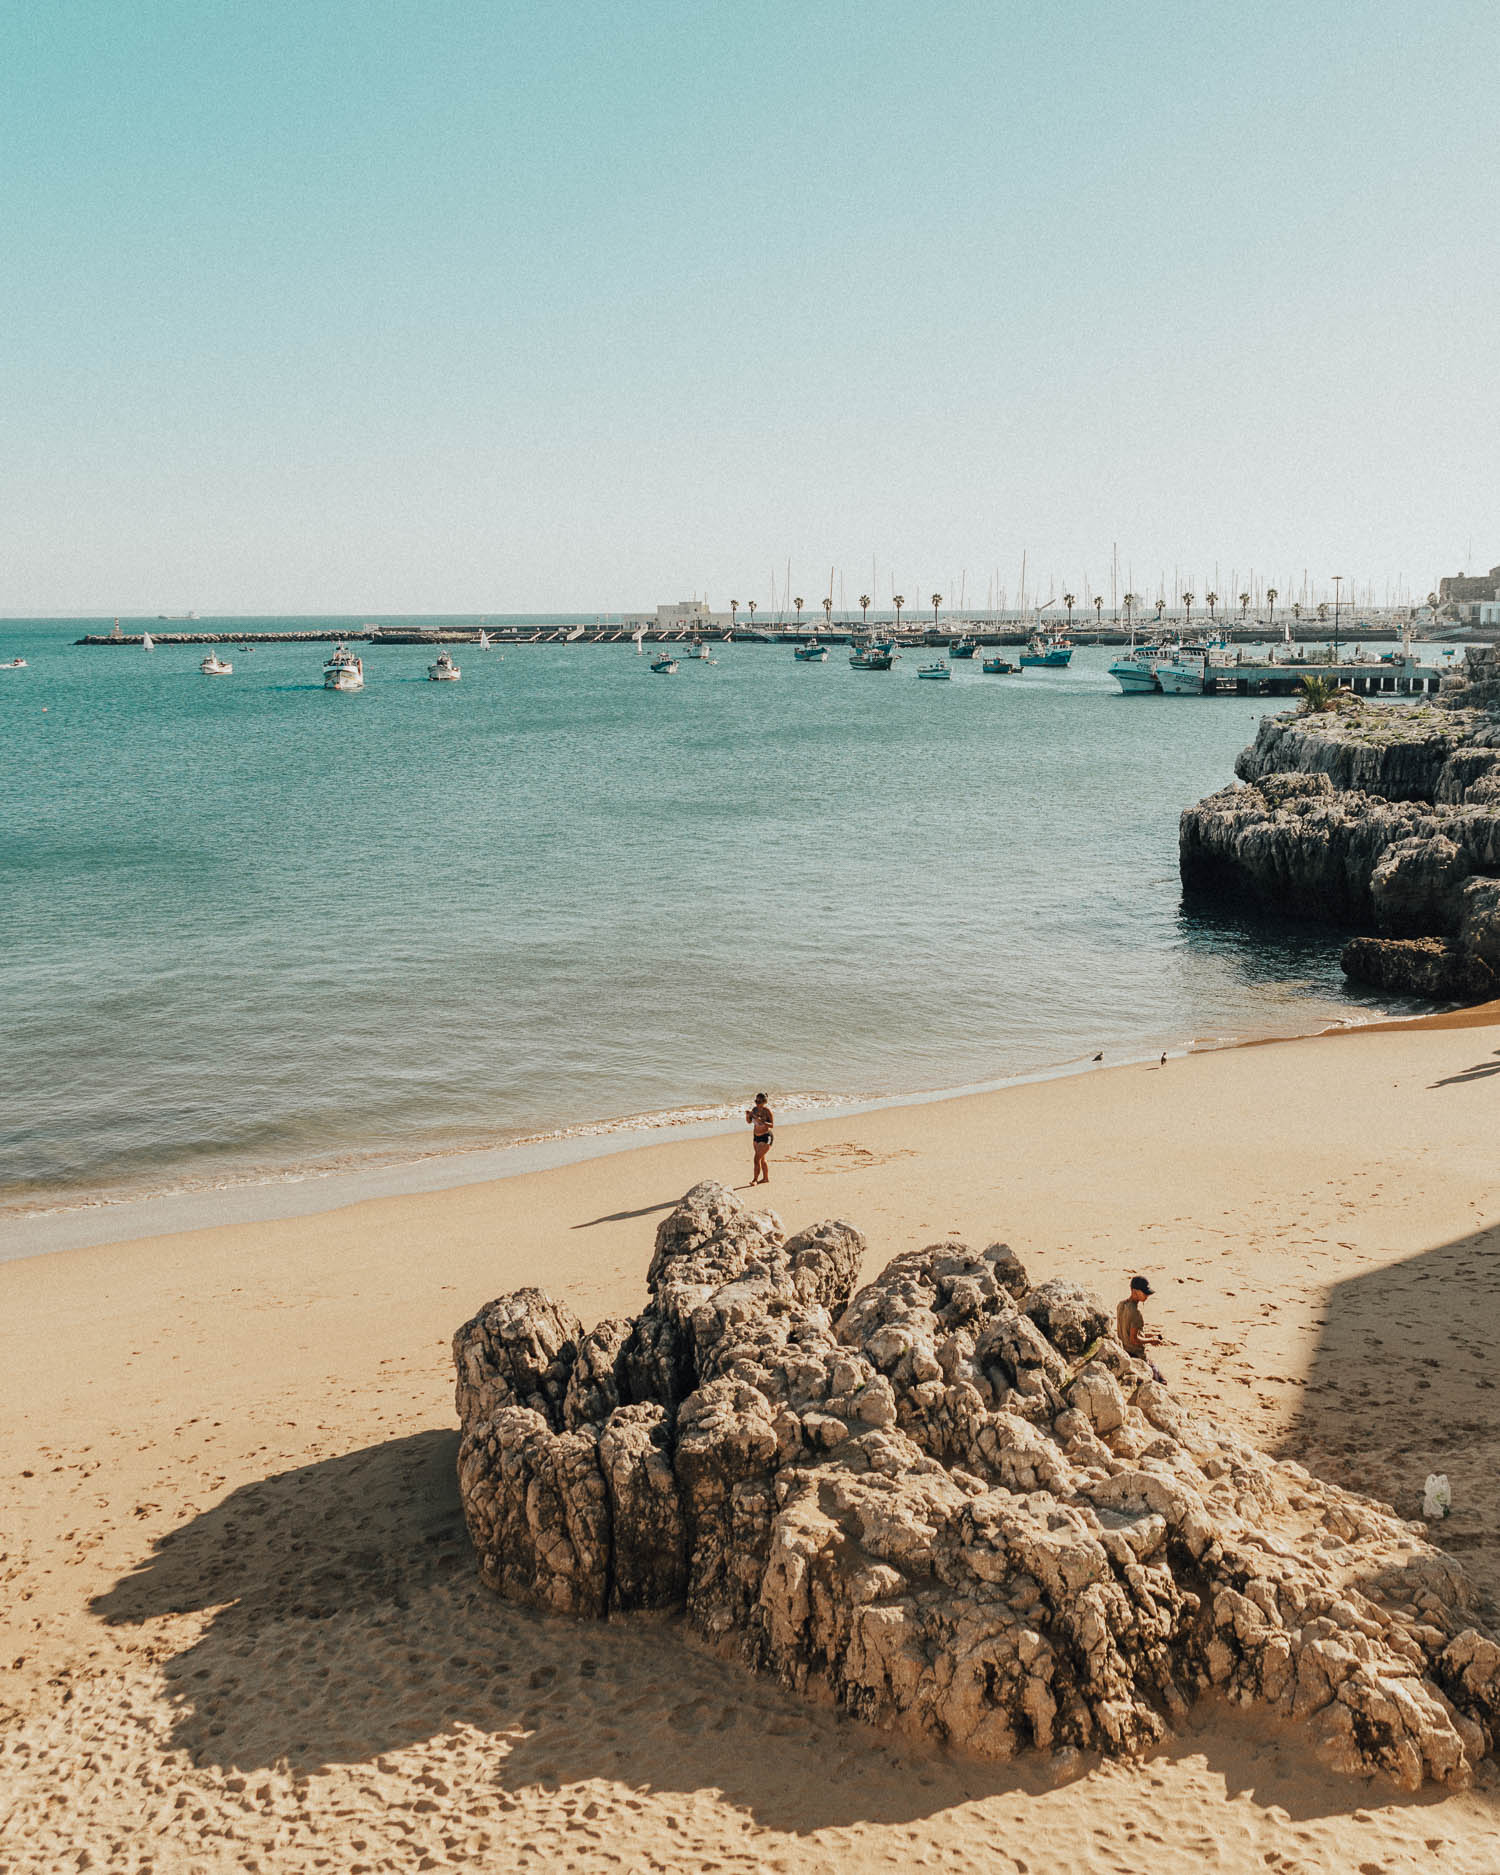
[1439, 565, 1500, 610]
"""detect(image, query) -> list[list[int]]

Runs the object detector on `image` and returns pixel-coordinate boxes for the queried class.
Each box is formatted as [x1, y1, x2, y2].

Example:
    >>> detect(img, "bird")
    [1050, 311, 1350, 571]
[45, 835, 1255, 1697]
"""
[1160, 1052, 1167, 1067]
[1092, 1052, 1103, 1062]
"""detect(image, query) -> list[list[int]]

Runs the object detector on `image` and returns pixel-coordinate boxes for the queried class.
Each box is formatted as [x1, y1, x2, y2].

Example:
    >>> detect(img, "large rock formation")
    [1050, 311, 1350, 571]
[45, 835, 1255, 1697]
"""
[454, 1181, 1500, 1789]
[1180, 647, 1500, 1000]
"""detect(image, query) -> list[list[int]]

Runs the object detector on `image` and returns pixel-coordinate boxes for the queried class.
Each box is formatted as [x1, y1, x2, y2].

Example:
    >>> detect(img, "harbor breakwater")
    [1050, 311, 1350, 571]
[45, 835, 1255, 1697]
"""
[1179, 646, 1500, 1000]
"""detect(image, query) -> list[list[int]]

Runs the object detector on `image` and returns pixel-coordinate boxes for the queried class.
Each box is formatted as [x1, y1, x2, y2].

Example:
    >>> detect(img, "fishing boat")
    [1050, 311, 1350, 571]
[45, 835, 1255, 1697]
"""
[794, 639, 827, 662]
[199, 652, 233, 676]
[1107, 641, 1176, 694]
[650, 655, 679, 674]
[850, 646, 898, 670]
[917, 661, 951, 680]
[1019, 633, 1072, 667]
[141, 630, 155, 652]
[1155, 646, 1210, 695]
[981, 656, 1019, 674]
[427, 650, 461, 682]
[950, 637, 978, 659]
[323, 645, 365, 691]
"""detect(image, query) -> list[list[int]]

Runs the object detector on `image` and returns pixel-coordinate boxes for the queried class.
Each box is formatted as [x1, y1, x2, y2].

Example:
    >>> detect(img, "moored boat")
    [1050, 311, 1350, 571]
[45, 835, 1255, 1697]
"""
[427, 650, 461, 682]
[650, 655, 679, 674]
[981, 656, 1019, 674]
[850, 646, 898, 670]
[917, 661, 951, 680]
[950, 637, 978, 659]
[794, 639, 827, 662]
[1108, 641, 1175, 694]
[1019, 633, 1073, 667]
[323, 645, 364, 691]
[199, 652, 233, 675]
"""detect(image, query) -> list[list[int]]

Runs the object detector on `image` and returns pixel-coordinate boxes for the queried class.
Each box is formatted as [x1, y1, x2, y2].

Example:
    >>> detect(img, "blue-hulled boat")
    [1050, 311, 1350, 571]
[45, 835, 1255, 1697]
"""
[1019, 634, 1074, 667]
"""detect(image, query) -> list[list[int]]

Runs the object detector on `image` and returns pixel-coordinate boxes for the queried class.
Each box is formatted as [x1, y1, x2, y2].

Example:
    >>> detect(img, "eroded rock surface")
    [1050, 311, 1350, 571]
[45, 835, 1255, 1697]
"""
[1180, 648, 1500, 1000]
[454, 1183, 1500, 1789]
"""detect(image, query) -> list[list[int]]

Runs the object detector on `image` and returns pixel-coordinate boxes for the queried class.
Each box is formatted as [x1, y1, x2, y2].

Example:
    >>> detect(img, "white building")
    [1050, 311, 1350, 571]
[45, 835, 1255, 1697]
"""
[655, 599, 714, 628]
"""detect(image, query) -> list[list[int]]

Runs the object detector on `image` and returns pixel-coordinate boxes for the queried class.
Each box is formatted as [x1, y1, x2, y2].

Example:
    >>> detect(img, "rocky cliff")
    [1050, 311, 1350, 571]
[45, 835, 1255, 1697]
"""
[1180, 647, 1500, 1000]
[453, 1180, 1500, 1789]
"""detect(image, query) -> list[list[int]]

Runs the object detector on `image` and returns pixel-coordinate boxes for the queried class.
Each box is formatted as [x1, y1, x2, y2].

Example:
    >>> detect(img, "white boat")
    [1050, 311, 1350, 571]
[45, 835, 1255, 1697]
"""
[477, 630, 493, 649]
[141, 630, 155, 652]
[917, 661, 951, 680]
[1107, 640, 1175, 694]
[1155, 646, 1208, 695]
[650, 655, 679, 674]
[427, 650, 461, 682]
[199, 652, 233, 675]
[687, 639, 715, 661]
[1, 657, 27, 669]
[323, 644, 364, 691]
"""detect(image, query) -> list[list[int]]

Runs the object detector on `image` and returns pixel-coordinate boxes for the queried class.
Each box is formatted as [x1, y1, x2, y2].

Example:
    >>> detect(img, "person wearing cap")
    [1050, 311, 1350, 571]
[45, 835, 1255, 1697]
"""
[1117, 1277, 1164, 1380]
[745, 1093, 775, 1185]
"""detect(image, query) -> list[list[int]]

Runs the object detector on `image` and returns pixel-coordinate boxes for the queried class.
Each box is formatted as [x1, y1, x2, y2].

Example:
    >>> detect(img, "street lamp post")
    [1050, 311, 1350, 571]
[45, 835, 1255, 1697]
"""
[1332, 574, 1343, 669]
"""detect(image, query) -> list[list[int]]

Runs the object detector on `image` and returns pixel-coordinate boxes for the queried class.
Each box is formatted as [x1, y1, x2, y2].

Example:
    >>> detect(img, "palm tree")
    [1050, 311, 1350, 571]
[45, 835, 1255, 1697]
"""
[859, 593, 871, 629]
[1093, 595, 1103, 629]
[1266, 588, 1278, 634]
[822, 596, 833, 633]
[794, 596, 804, 629]
[1427, 590, 1442, 618]
[1182, 592, 1194, 632]
[1122, 592, 1137, 633]
[931, 592, 942, 629]
[1205, 590, 1218, 622]
[1292, 602, 1302, 622]
[1063, 593, 1076, 634]
[1239, 591, 1250, 621]
[747, 600, 757, 627]
[1316, 602, 1328, 623]
[729, 599, 739, 632]
[1154, 596, 1165, 623]
[893, 594, 906, 633]
[1298, 673, 1339, 713]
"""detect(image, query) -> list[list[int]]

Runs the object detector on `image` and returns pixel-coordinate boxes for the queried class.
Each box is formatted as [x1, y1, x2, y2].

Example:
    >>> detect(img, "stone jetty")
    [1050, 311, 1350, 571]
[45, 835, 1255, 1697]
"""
[453, 1180, 1500, 1788]
[1180, 645, 1500, 1000]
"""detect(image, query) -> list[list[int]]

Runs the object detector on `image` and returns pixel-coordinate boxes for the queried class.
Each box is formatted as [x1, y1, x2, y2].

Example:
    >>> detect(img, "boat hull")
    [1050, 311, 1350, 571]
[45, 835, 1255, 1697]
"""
[324, 672, 363, 690]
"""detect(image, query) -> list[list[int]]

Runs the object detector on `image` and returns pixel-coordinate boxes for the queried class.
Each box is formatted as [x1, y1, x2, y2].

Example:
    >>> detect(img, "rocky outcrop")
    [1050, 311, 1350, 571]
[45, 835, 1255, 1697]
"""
[453, 1181, 1500, 1789]
[1181, 659, 1500, 1000]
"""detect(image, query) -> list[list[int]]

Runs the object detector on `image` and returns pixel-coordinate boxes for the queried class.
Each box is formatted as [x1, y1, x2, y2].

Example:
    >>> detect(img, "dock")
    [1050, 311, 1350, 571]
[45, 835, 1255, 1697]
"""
[1195, 656, 1446, 698]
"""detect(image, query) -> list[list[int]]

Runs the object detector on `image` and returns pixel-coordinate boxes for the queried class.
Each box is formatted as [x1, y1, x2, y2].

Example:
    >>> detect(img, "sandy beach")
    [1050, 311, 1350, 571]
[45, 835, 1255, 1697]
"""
[6, 1015, 1500, 1873]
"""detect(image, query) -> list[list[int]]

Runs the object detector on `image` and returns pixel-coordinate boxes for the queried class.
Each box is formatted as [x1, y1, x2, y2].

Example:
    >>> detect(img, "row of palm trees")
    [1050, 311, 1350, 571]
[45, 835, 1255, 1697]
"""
[725, 582, 1441, 636]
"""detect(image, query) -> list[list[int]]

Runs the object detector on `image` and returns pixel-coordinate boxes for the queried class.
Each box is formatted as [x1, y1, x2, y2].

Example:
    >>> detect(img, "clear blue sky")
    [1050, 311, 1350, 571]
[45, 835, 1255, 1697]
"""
[2, 0, 1496, 613]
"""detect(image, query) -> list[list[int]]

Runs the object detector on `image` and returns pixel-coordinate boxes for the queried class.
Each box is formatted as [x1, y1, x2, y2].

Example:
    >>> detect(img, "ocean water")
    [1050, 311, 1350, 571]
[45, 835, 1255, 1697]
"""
[0, 618, 1433, 1215]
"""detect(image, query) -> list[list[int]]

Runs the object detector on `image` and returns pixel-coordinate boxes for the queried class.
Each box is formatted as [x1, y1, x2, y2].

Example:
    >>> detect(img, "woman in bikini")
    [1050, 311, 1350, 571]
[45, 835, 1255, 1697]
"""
[746, 1093, 774, 1185]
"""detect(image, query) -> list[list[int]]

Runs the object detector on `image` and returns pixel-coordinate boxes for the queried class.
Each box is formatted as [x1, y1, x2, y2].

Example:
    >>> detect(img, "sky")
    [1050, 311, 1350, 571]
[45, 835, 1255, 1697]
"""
[2, 0, 1497, 615]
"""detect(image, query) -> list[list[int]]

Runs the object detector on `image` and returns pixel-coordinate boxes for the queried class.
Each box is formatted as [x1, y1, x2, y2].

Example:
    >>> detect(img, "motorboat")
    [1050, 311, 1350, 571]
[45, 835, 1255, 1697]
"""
[850, 646, 899, 670]
[427, 650, 461, 682]
[794, 639, 827, 662]
[950, 637, 978, 659]
[981, 656, 1019, 674]
[917, 661, 951, 680]
[1107, 641, 1175, 694]
[650, 655, 679, 674]
[323, 644, 365, 691]
[1019, 634, 1072, 667]
[1, 656, 27, 669]
[1155, 646, 1209, 695]
[687, 639, 710, 659]
[199, 652, 233, 676]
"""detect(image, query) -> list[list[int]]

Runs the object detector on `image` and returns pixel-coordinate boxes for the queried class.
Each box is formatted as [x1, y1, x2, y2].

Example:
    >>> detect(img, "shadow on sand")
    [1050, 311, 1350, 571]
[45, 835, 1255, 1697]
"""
[91, 1415, 1469, 1829]
[1274, 1220, 1500, 1615]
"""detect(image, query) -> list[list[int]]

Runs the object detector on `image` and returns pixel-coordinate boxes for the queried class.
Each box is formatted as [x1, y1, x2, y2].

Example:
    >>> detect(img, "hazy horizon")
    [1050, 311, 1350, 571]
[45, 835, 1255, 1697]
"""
[3, 1, 1496, 614]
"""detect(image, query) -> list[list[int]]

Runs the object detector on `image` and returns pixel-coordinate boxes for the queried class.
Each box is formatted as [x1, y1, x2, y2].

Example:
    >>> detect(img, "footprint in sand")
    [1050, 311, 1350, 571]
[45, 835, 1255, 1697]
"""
[779, 1141, 917, 1174]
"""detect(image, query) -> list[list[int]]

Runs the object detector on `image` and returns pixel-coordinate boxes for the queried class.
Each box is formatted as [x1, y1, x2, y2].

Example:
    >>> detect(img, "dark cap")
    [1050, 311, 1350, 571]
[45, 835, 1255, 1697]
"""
[1130, 1276, 1153, 1295]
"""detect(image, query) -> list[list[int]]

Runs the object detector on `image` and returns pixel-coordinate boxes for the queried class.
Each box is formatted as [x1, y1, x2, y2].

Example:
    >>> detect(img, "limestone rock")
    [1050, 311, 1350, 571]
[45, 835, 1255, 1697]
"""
[454, 1182, 1498, 1790]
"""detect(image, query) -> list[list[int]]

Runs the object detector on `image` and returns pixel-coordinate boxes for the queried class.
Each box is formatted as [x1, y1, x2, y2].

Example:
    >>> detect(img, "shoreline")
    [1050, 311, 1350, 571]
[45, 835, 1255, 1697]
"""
[1, 990, 1467, 1266]
[7, 1006, 1500, 1870]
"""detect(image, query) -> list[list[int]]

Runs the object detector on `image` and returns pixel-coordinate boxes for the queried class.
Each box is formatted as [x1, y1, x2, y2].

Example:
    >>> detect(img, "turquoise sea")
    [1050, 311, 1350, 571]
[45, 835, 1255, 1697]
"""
[0, 618, 1437, 1217]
